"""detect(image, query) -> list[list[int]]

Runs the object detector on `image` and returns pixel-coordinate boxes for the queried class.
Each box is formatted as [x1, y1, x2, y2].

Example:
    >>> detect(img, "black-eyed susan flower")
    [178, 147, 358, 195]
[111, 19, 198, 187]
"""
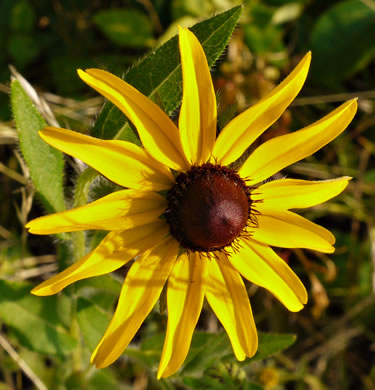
[26, 27, 357, 378]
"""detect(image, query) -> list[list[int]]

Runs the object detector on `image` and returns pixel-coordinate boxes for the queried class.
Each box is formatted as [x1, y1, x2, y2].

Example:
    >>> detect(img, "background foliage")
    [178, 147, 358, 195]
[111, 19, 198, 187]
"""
[1, 0, 375, 389]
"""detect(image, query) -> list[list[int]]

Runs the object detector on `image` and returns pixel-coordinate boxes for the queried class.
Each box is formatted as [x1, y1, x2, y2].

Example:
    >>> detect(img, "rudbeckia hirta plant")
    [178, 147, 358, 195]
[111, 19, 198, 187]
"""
[27, 27, 357, 378]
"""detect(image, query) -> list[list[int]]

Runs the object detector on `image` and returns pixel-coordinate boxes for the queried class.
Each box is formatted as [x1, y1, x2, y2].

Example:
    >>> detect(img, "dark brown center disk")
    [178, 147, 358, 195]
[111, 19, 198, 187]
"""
[165, 163, 250, 252]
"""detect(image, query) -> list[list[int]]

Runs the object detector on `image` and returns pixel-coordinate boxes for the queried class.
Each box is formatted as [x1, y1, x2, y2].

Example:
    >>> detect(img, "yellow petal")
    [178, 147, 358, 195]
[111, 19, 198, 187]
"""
[251, 205, 335, 253]
[91, 237, 179, 368]
[26, 190, 166, 234]
[31, 220, 169, 296]
[240, 99, 357, 184]
[158, 252, 205, 378]
[40, 127, 174, 191]
[178, 27, 216, 165]
[229, 239, 307, 312]
[78, 69, 189, 171]
[205, 255, 258, 360]
[213, 52, 311, 166]
[253, 177, 351, 209]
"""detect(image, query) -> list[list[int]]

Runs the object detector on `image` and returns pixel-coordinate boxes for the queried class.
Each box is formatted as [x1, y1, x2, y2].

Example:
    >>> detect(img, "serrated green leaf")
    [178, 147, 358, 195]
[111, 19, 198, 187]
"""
[0, 280, 77, 356]
[182, 331, 296, 374]
[76, 297, 111, 350]
[11, 80, 65, 213]
[91, 101, 142, 142]
[310, 0, 375, 83]
[182, 332, 232, 375]
[249, 332, 296, 362]
[93, 9, 154, 48]
[92, 6, 242, 141]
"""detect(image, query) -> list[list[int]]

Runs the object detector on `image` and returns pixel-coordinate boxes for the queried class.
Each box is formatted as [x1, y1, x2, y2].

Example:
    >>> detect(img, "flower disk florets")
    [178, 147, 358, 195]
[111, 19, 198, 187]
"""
[165, 163, 252, 253]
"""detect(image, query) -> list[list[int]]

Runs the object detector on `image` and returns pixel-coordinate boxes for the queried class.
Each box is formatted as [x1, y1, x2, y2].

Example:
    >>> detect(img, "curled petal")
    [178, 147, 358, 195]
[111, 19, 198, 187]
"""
[91, 237, 179, 368]
[39, 127, 174, 191]
[178, 27, 216, 165]
[26, 190, 166, 234]
[240, 99, 358, 184]
[205, 255, 257, 360]
[31, 220, 169, 296]
[158, 252, 205, 378]
[78, 69, 189, 171]
[229, 239, 307, 312]
[213, 53, 311, 166]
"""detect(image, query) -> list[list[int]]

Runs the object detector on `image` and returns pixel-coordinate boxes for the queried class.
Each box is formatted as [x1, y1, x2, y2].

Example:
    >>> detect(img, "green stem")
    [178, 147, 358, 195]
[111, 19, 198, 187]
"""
[71, 167, 100, 261]
[69, 167, 100, 372]
[70, 290, 82, 373]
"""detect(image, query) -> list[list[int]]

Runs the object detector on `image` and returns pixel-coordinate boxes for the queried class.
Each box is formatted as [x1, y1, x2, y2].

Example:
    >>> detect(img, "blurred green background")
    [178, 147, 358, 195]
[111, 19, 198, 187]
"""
[1, 0, 375, 389]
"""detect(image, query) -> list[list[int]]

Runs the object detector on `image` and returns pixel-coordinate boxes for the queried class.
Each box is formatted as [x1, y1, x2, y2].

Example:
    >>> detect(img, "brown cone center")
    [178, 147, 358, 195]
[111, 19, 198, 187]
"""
[166, 164, 250, 252]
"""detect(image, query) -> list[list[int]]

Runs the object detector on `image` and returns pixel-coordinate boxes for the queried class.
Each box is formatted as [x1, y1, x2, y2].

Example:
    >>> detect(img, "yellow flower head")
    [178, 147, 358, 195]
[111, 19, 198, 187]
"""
[26, 27, 357, 378]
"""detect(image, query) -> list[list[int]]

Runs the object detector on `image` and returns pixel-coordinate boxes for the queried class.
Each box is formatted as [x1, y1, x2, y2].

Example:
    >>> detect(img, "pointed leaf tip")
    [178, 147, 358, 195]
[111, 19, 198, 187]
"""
[11, 80, 66, 213]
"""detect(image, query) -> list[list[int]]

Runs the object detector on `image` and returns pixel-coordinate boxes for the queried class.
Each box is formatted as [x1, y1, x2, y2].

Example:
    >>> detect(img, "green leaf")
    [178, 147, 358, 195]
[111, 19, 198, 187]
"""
[243, 3, 286, 60]
[182, 376, 231, 390]
[182, 332, 232, 375]
[92, 5, 242, 141]
[172, 0, 214, 18]
[65, 369, 125, 390]
[364, 169, 375, 184]
[86, 370, 125, 390]
[0, 280, 77, 356]
[249, 332, 296, 362]
[93, 9, 154, 48]
[183, 331, 296, 374]
[183, 376, 264, 390]
[75, 274, 126, 352]
[76, 297, 111, 350]
[116, 332, 163, 369]
[76, 272, 122, 310]
[8, 35, 39, 68]
[11, 80, 65, 213]
[310, 0, 375, 83]
[10, 0, 35, 33]
[76, 273, 122, 296]
[244, 23, 284, 56]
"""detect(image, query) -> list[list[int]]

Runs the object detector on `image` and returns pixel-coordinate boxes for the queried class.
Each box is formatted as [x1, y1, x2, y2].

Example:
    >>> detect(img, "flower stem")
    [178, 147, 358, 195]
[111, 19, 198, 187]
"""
[69, 167, 100, 372]
[72, 167, 100, 260]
